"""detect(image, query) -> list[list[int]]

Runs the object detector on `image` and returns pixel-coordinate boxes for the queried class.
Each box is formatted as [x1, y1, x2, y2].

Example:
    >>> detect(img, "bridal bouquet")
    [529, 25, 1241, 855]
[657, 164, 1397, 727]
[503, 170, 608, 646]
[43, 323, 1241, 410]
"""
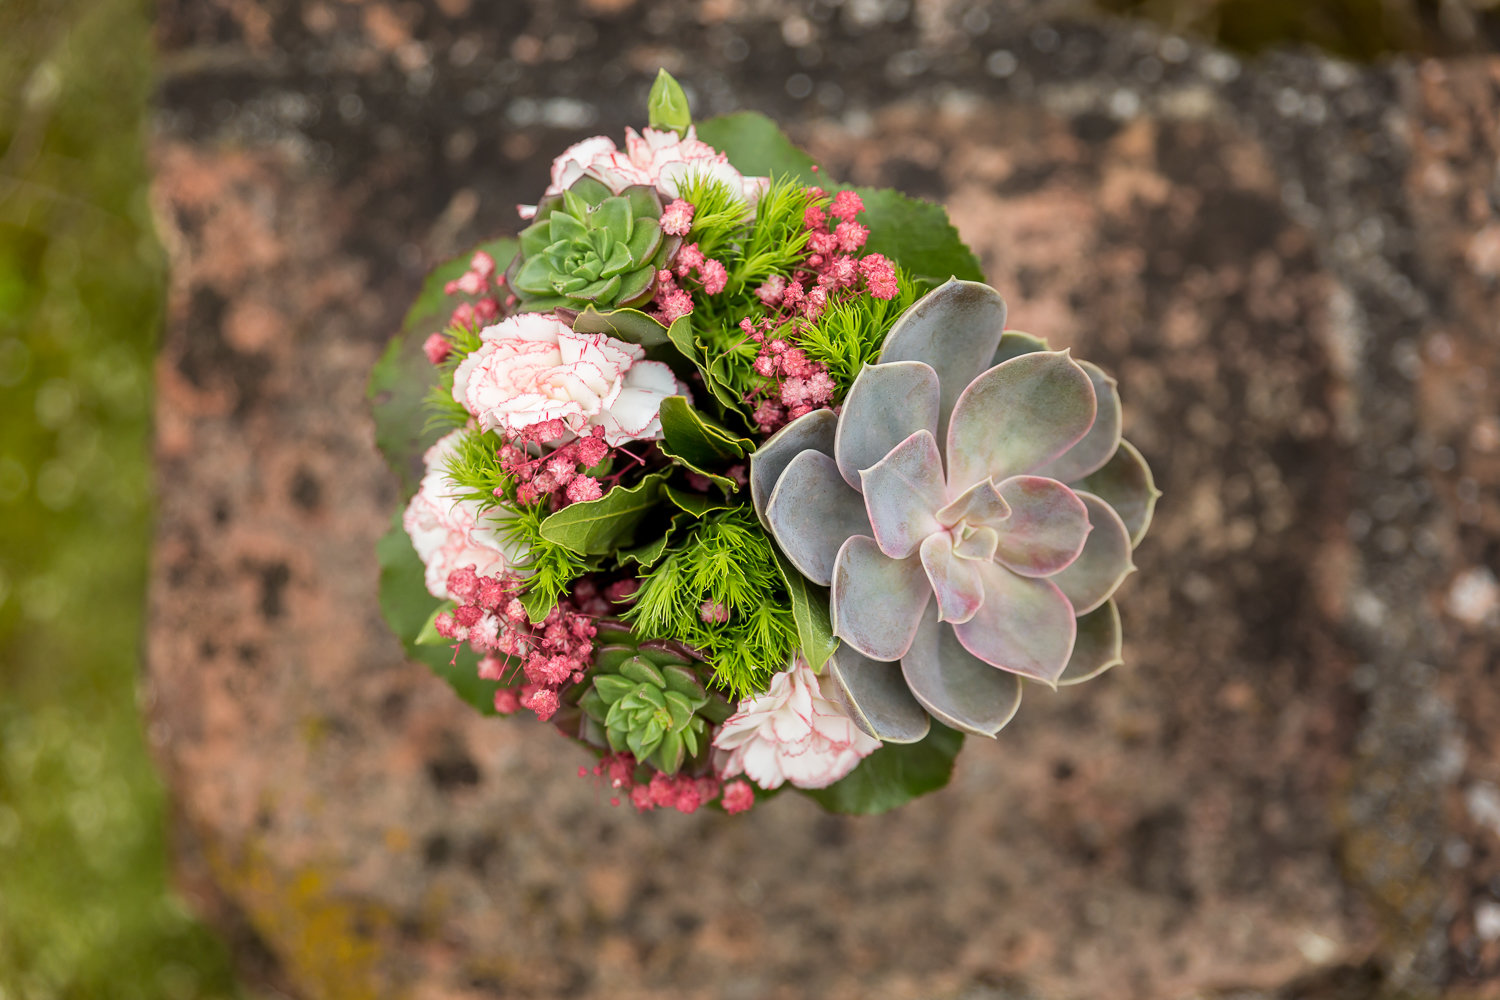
[371, 73, 1156, 815]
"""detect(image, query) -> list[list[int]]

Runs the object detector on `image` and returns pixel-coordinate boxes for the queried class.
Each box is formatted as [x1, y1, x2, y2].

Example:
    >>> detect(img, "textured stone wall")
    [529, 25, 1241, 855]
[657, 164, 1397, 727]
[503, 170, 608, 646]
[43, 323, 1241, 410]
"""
[146, 2, 1500, 996]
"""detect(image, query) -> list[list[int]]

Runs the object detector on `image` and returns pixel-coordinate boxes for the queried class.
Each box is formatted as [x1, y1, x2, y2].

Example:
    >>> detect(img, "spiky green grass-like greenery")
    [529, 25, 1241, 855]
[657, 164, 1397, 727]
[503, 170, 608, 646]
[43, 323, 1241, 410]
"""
[422, 324, 482, 432]
[796, 266, 920, 397]
[624, 509, 797, 699]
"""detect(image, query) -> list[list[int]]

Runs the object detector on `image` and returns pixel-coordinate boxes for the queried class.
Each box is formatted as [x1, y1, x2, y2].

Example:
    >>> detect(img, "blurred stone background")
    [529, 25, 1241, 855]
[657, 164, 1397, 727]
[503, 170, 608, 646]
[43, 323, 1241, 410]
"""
[4, 0, 1500, 998]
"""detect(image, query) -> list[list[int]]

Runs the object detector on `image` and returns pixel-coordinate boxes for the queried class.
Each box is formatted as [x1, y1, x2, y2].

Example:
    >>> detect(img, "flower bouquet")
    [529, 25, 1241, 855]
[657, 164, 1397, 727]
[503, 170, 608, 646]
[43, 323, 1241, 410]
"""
[370, 73, 1157, 815]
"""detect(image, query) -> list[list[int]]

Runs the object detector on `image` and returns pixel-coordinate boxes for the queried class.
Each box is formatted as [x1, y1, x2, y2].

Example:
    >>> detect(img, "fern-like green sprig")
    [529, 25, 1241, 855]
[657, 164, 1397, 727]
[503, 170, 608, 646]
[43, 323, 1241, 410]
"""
[623, 509, 796, 699]
[676, 174, 753, 265]
[422, 323, 485, 433]
[795, 265, 920, 396]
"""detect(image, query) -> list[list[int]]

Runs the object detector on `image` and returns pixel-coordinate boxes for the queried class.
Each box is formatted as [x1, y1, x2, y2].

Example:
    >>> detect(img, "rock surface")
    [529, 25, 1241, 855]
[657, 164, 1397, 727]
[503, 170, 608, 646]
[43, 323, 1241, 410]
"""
[146, 1, 1500, 997]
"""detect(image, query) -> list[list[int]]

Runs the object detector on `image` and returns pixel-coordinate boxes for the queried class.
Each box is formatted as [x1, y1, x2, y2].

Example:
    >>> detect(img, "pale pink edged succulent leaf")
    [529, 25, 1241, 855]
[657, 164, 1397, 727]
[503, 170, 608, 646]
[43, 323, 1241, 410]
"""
[749, 408, 837, 529]
[858, 429, 946, 559]
[992, 329, 1049, 365]
[1049, 490, 1134, 615]
[945, 350, 1098, 495]
[936, 478, 1011, 529]
[876, 279, 1007, 444]
[901, 603, 1023, 737]
[1058, 600, 1123, 686]
[1033, 360, 1121, 483]
[834, 361, 940, 489]
[830, 535, 931, 661]
[990, 475, 1091, 578]
[1073, 439, 1159, 547]
[918, 533, 986, 625]
[827, 646, 932, 744]
[950, 560, 1077, 687]
[766, 450, 871, 587]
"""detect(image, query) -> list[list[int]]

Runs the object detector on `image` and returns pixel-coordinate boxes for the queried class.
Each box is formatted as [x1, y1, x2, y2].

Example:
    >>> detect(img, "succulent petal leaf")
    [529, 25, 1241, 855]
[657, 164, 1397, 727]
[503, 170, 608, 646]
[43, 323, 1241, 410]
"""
[1073, 439, 1159, 547]
[1034, 361, 1121, 483]
[950, 561, 1077, 687]
[1059, 600, 1124, 686]
[834, 361, 941, 489]
[858, 429, 947, 559]
[830, 535, 931, 661]
[1049, 490, 1134, 614]
[990, 475, 1091, 578]
[918, 532, 986, 625]
[767, 450, 872, 587]
[828, 646, 932, 744]
[749, 409, 837, 528]
[936, 478, 1011, 529]
[901, 605, 1024, 737]
[992, 329, 1049, 364]
[877, 279, 1008, 442]
[946, 350, 1098, 493]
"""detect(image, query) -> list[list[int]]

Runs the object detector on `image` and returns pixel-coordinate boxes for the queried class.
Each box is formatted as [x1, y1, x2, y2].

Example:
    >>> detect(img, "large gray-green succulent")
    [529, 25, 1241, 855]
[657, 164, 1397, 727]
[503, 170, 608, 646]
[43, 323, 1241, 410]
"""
[750, 280, 1157, 742]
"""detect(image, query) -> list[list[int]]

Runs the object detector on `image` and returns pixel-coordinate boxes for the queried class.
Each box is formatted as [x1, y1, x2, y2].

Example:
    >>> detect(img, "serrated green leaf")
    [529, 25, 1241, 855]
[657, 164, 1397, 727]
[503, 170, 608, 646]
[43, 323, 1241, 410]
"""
[696, 112, 820, 185]
[800, 723, 964, 815]
[844, 187, 983, 287]
[772, 548, 839, 671]
[377, 514, 497, 714]
[662, 485, 736, 519]
[415, 601, 457, 646]
[538, 473, 667, 555]
[616, 531, 674, 569]
[367, 237, 519, 496]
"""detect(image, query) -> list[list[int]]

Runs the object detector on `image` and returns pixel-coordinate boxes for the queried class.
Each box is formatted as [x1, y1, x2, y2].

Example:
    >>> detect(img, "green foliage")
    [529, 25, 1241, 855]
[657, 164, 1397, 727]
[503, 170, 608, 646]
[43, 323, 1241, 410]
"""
[538, 472, 667, 556]
[440, 425, 510, 507]
[676, 173, 753, 265]
[421, 323, 483, 433]
[579, 655, 712, 773]
[796, 268, 921, 397]
[772, 550, 839, 672]
[624, 510, 797, 699]
[500, 504, 596, 623]
[847, 186, 985, 286]
[0, 0, 242, 993]
[695, 111, 821, 184]
[801, 724, 965, 815]
[721, 176, 819, 299]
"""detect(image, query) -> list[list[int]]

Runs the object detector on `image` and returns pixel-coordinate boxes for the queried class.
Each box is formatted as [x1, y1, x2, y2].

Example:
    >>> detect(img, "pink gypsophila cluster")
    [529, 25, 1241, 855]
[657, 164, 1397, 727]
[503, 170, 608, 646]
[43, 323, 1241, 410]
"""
[647, 240, 729, 325]
[739, 317, 837, 434]
[713, 658, 880, 790]
[582, 754, 748, 814]
[433, 250, 508, 337]
[495, 422, 615, 508]
[403, 430, 528, 600]
[435, 569, 598, 723]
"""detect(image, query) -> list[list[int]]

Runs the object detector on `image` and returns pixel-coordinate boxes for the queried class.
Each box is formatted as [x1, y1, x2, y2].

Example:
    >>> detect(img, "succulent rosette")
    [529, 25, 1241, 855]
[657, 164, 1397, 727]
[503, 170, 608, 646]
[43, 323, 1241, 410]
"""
[373, 70, 1155, 818]
[750, 280, 1157, 742]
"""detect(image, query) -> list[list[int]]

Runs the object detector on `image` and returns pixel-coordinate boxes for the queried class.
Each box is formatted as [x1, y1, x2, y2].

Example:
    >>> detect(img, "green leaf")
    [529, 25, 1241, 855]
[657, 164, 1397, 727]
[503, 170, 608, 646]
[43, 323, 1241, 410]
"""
[663, 485, 735, 518]
[377, 514, 498, 714]
[594, 675, 636, 704]
[648, 68, 692, 135]
[696, 112, 821, 185]
[616, 530, 673, 569]
[659, 395, 751, 463]
[368, 237, 518, 496]
[845, 187, 983, 287]
[665, 316, 742, 413]
[570, 306, 671, 346]
[415, 601, 456, 646]
[772, 549, 839, 671]
[520, 583, 556, 624]
[538, 474, 667, 555]
[801, 723, 964, 815]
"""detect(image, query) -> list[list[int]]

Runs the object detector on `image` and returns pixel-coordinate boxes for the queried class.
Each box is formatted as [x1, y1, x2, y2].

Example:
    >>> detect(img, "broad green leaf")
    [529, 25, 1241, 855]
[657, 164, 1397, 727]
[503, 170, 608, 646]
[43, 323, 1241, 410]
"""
[696, 112, 821, 185]
[571, 306, 672, 346]
[666, 316, 742, 413]
[368, 237, 519, 496]
[617, 531, 673, 569]
[416, 601, 456, 646]
[801, 723, 964, 815]
[846, 187, 983, 287]
[659, 395, 752, 460]
[538, 473, 667, 555]
[377, 514, 499, 714]
[663, 485, 735, 518]
[648, 69, 692, 135]
[772, 549, 839, 671]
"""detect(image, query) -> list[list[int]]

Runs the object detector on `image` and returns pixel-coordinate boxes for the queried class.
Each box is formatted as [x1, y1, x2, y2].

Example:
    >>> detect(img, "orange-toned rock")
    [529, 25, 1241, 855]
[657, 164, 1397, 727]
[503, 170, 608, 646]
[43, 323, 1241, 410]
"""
[147, 2, 1500, 996]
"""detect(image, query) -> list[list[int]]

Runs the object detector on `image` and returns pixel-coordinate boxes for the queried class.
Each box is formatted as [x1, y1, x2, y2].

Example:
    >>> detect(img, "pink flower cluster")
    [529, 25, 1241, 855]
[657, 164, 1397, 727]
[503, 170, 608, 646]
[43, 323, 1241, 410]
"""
[425, 251, 512, 364]
[433, 566, 598, 723]
[741, 321, 838, 433]
[496, 421, 613, 508]
[648, 235, 729, 324]
[584, 754, 756, 814]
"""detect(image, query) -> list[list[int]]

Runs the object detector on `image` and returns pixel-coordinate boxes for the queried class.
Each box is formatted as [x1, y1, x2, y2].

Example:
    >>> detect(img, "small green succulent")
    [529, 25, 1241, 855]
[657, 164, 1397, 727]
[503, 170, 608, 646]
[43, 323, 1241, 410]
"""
[574, 628, 730, 774]
[507, 176, 675, 314]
